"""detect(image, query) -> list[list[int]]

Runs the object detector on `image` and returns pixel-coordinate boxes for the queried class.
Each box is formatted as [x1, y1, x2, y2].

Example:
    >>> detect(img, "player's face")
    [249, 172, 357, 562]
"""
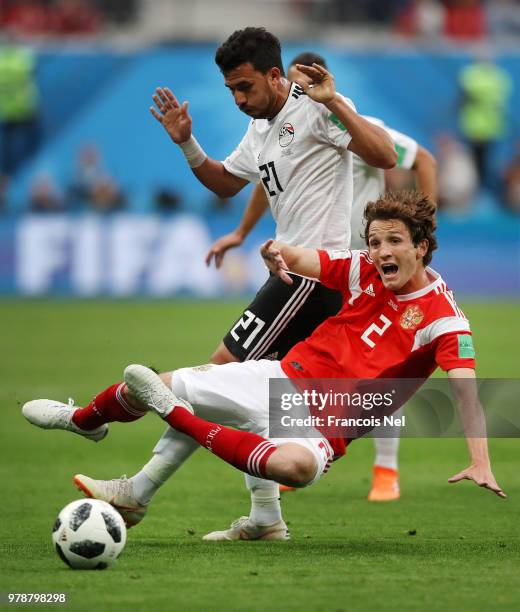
[368, 219, 429, 294]
[224, 63, 282, 119]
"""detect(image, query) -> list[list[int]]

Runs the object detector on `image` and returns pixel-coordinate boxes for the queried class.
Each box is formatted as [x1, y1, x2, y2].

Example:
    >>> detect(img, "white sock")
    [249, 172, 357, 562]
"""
[246, 475, 282, 526]
[373, 407, 403, 471]
[130, 470, 159, 505]
[374, 437, 399, 471]
[130, 425, 199, 505]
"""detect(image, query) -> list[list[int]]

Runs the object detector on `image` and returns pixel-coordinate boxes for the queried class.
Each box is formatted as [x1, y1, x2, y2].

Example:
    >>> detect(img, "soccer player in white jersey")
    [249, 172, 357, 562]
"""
[23, 191, 506, 540]
[206, 52, 438, 502]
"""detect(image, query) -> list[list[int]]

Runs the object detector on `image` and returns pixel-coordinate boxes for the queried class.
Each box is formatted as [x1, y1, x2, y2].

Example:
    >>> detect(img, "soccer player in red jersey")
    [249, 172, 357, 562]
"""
[23, 190, 505, 540]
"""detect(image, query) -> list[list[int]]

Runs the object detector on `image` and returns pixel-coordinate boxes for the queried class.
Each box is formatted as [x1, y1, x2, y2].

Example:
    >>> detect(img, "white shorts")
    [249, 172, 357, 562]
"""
[170, 360, 333, 486]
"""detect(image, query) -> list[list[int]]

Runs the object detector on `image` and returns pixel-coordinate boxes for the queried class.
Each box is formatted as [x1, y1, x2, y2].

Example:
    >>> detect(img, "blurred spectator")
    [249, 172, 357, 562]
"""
[154, 187, 181, 213]
[436, 132, 478, 210]
[0, 41, 40, 181]
[30, 170, 65, 213]
[1, 0, 104, 37]
[1, 0, 51, 36]
[100, 0, 138, 25]
[303, 0, 403, 25]
[50, 0, 102, 35]
[487, 0, 520, 39]
[444, 0, 486, 40]
[503, 140, 520, 213]
[68, 143, 125, 212]
[458, 55, 512, 188]
[395, 0, 444, 38]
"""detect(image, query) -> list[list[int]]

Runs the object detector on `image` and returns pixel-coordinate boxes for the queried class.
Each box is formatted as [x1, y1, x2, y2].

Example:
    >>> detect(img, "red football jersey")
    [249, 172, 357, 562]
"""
[280, 249, 476, 458]
[281, 249, 476, 380]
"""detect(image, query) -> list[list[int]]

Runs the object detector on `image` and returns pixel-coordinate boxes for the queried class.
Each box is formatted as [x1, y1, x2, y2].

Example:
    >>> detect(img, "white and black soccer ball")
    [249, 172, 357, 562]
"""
[52, 499, 126, 570]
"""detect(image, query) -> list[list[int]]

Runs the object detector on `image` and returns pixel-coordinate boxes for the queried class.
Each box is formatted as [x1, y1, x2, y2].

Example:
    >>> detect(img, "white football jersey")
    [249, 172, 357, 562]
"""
[223, 82, 354, 250]
[351, 116, 419, 249]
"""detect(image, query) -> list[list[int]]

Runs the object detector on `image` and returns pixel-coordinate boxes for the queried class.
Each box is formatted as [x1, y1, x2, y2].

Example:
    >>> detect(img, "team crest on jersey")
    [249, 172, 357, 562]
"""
[279, 123, 295, 147]
[399, 305, 424, 330]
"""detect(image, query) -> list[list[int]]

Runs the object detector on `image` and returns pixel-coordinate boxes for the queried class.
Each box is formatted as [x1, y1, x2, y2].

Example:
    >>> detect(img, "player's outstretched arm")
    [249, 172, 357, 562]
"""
[206, 184, 269, 268]
[447, 368, 506, 498]
[412, 146, 438, 205]
[150, 86, 247, 198]
[260, 239, 320, 285]
[295, 63, 397, 169]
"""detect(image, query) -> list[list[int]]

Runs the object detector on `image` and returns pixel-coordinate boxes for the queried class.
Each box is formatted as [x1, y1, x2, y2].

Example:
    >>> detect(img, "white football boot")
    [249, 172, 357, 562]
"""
[22, 398, 108, 442]
[203, 516, 290, 541]
[73, 474, 147, 528]
[124, 364, 193, 418]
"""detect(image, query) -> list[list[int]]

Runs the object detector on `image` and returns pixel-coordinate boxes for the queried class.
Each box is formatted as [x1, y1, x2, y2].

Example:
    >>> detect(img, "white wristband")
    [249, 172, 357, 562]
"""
[179, 136, 207, 168]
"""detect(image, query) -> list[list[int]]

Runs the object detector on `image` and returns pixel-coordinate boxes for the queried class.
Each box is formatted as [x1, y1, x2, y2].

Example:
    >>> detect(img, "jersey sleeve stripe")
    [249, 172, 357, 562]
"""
[326, 249, 352, 261]
[442, 289, 466, 319]
[348, 250, 362, 305]
[412, 316, 471, 352]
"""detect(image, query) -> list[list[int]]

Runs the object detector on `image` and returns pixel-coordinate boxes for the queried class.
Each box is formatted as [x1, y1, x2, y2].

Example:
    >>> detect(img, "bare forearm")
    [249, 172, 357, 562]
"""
[236, 184, 269, 239]
[326, 96, 397, 169]
[448, 369, 490, 464]
[191, 158, 248, 198]
[273, 241, 321, 278]
[413, 146, 438, 204]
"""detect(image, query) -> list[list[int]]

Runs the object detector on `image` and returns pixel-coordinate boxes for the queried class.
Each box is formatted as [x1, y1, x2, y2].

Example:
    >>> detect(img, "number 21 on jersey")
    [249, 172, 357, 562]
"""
[361, 314, 392, 348]
[259, 161, 283, 197]
[230, 310, 265, 349]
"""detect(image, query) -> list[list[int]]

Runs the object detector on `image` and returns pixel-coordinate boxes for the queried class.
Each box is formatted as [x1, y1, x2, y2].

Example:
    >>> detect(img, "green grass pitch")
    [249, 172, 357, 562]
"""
[1, 299, 519, 611]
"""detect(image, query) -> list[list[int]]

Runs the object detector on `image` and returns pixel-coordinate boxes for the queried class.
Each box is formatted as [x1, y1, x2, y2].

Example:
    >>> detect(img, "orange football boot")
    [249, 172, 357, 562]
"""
[368, 465, 400, 501]
[279, 484, 296, 493]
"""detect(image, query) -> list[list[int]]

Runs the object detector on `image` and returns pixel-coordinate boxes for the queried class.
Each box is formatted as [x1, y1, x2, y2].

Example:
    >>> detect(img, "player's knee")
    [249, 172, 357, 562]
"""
[272, 451, 317, 487]
[285, 458, 316, 487]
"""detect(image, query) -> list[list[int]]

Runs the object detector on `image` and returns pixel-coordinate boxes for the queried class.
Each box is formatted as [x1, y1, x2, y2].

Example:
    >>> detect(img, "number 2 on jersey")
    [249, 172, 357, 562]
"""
[230, 310, 266, 349]
[259, 161, 284, 197]
[361, 314, 392, 348]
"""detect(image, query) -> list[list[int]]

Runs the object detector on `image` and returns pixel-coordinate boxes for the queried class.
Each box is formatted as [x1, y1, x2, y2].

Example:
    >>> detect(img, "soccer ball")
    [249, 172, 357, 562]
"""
[52, 499, 126, 570]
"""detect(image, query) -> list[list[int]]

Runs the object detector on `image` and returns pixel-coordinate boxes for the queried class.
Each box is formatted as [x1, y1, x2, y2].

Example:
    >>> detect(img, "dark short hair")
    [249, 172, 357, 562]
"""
[289, 52, 328, 70]
[364, 190, 438, 266]
[215, 27, 284, 75]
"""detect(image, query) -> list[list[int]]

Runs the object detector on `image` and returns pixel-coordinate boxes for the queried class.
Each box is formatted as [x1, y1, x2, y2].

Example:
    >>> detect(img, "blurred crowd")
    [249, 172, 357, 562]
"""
[394, 0, 520, 41]
[302, 0, 520, 40]
[1, 1, 520, 41]
[0, 0, 137, 37]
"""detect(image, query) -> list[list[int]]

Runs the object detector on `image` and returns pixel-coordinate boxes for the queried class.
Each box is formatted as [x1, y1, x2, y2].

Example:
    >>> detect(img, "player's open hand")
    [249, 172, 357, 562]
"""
[206, 232, 244, 268]
[448, 464, 506, 498]
[260, 239, 293, 285]
[295, 63, 336, 105]
[150, 87, 192, 144]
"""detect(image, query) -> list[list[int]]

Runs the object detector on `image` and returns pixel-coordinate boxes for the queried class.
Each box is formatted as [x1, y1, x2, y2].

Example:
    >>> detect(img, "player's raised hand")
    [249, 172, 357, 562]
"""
[260, 239, 293, 285]
[448, 464, 506, 498]
[150, 87, 192, 144]
[205, 232, 244, 269]
[295, 63, 336, 105]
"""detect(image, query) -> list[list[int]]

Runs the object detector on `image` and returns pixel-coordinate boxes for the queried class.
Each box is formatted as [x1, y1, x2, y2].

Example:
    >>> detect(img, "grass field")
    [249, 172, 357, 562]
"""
[1, 299, 519, 611]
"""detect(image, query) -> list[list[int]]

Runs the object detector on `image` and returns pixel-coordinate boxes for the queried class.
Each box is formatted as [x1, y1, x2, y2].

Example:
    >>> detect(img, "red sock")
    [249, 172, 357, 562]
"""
[165, 407, 277, 478]
[72, 383, 147, 430]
